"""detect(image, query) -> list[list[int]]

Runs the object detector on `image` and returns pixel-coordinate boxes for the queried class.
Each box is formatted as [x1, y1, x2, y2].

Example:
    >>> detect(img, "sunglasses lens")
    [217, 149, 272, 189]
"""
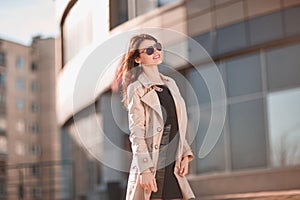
[155, 42, 162, 51]
[146, 47, 155, 55]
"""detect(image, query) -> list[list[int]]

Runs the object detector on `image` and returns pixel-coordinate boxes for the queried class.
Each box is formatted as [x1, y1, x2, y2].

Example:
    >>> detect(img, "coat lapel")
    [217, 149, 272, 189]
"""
[137, 72, 166, 121]
[140, 89, 163, 120]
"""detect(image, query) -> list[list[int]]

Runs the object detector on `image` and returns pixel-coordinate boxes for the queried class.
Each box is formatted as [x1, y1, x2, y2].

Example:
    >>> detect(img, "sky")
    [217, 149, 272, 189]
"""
[0, 0, 57, 46]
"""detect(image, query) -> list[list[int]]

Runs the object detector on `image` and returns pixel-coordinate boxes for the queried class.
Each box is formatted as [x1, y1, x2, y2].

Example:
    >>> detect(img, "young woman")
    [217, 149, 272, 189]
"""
[113, 34, 195, 200]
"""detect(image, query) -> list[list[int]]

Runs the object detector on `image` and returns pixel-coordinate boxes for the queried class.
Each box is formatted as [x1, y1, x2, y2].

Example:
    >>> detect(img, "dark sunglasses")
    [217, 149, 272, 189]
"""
[139, 42, 162, 56]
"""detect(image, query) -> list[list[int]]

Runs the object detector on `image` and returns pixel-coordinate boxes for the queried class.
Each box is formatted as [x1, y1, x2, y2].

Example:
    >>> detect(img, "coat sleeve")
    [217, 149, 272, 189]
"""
[127, 83, 154, 173]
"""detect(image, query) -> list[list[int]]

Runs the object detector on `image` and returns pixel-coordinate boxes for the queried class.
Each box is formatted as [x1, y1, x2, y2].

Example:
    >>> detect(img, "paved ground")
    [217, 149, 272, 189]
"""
[250, 195, 300, 200]
[197, 194, 300, 200]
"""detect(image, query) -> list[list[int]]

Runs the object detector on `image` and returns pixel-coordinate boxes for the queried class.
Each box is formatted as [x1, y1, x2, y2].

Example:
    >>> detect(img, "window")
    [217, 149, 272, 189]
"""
[0, 136, 7, 154]
[16, 120, 25, 132]
[266, 43, 300, 91]
[31, 187, 42, 198]
[16, 56, 25, 69]
[0, 93, 5, 105]
[31, 123, 40, 134]
[228, 98, 267, 170]
[31, 63, 38, 71]
[16, 99, 25, 110]
[216, 21, 247, 55]
[0, 181, 5, 197]
[157, 0, 179, 6]
[225, 53, 262, 97]
[16, 78, 25, 91]
[0, 118, 6, 130]
[249, 11, 283, 46]
[15, 141, 25, 156]
[0, 73, 6, 86]
[109, 0, 128, 29]
[31, 81, 39, 92]
[267, 87, 300, 167]
[30, 164, 40, 176]
[31, 144, 41, 156]
[31, 102, 39, 113]
[0, 52, 5, 67]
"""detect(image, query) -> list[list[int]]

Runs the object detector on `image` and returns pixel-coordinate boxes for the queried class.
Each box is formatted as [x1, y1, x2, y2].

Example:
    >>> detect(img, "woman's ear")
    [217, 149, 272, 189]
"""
[135, 57, 141, 64]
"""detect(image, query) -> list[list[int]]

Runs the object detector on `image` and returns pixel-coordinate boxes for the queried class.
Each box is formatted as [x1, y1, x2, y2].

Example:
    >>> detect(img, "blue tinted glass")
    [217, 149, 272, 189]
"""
[225, 53, 262, 97]
[249, 11, 283, 45]
[266, 43, 300, 91]
[229, 98, 267, 170]
[193, 32, 216, 57]
[284, 6, 300, 36]
[216, 22, 247, 55]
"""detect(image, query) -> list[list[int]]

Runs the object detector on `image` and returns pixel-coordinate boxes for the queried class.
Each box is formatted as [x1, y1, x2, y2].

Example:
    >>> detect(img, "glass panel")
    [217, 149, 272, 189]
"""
[266, 43, 300, 91]
[267, 87, 300, 167]
[16, 56, 25, 69]
[31, 81, 39, 92]
[16, 78, 25, 90]
[16, 120, 25, 132]
[16, 99, 24, 110]
[217, 21, 247, 55]
[0, 73, 5, 86]
[158, 0, 180, 6]
[225, 53, 262, 97]
[0, 136, 7, 154]
[229, 98, 267, 170]
[136, 0, 157, 16]
[185, 67, 211, 106]
[109, 0, 128, 29]
[193, 32, 216, 57]
[15, 141, 26, 156]
[196, 108, 226, 173]
[31, 144, 41, 156]
[0, 53, 5, 67]
[31, 103, 39, 113]
[284, 5, 300, 36]
[249, 11, 283, 45]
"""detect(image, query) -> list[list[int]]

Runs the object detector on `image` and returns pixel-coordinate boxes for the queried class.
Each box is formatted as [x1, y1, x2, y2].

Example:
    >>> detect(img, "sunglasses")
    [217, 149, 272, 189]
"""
[139, 42, 162, 56]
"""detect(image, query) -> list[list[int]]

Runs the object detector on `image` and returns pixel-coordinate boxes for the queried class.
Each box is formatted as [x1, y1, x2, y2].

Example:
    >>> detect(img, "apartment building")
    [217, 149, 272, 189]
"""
[0, 37, 62, 200]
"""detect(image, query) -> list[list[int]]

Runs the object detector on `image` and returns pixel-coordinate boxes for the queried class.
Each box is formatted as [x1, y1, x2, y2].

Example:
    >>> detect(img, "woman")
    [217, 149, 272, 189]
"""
[113, 34, 195, 200]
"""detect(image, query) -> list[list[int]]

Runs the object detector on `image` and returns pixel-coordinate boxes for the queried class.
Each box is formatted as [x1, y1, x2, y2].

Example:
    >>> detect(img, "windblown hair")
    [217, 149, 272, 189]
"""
[112, 34, 158, 109]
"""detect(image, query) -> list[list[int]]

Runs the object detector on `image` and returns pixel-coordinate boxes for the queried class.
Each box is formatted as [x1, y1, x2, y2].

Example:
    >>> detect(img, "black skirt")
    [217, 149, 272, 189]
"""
[150, 85, 183, 199]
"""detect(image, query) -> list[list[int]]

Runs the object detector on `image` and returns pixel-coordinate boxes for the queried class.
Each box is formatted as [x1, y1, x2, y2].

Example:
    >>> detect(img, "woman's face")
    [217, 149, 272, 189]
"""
[135, 39, 163, 66]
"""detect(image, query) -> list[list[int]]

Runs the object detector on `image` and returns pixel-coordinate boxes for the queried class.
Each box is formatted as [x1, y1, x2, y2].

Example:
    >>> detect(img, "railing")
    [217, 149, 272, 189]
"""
[0, 160, 74, 200]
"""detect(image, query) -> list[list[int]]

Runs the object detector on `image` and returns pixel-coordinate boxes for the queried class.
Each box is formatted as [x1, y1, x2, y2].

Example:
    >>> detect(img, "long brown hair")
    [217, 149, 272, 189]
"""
[112, 33, 158, 109]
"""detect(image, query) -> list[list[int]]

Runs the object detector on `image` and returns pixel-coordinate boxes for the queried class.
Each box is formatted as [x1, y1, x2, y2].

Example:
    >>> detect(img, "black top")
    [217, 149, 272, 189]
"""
[150, 84, 183, 199]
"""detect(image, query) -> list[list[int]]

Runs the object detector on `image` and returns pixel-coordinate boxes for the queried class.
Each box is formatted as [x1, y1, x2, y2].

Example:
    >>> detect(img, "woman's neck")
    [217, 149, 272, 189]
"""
[141, 65, 164, 84]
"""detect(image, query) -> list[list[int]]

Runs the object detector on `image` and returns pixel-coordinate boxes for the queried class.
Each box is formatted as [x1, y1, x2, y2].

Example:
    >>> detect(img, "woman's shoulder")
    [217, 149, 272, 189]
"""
[127, 80, 144, 97]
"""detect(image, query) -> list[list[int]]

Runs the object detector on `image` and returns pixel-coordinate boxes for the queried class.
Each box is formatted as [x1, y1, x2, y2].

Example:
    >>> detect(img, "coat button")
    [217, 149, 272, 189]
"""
[154, 144, 158, 149]
[157, 127, 162, 132]
[143, 158, 148, 162]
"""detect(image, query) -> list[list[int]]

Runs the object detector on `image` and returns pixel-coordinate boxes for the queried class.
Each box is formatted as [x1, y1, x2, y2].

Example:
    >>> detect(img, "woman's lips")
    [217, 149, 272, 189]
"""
[153, 54, 160, 59]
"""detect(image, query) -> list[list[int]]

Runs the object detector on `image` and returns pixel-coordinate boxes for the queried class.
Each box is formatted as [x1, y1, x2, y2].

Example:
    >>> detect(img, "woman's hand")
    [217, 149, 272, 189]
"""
[139, 169, 157, 193]
[179, 156, 189, 177]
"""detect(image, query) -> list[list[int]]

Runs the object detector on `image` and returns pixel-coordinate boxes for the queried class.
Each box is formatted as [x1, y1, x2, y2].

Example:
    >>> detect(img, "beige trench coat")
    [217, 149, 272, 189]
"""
[126, 72, 195, 200]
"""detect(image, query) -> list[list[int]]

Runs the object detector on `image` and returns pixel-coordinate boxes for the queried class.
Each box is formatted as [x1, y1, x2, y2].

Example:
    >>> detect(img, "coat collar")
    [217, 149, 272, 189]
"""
[137, 71, 170, 88]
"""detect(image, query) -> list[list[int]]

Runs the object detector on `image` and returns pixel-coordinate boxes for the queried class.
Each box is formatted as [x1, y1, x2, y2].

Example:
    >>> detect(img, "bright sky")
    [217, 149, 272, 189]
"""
[0, 0, 57, 46]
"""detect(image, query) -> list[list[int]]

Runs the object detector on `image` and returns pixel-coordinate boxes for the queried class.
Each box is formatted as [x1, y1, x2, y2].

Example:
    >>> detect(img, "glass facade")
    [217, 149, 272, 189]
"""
[59, 1, 300, 198]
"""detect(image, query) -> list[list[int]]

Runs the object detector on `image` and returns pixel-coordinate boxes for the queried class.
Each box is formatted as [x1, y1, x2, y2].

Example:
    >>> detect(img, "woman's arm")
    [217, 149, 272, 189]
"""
[127, 83, 154, 174]
[127, 83, 157, 192]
